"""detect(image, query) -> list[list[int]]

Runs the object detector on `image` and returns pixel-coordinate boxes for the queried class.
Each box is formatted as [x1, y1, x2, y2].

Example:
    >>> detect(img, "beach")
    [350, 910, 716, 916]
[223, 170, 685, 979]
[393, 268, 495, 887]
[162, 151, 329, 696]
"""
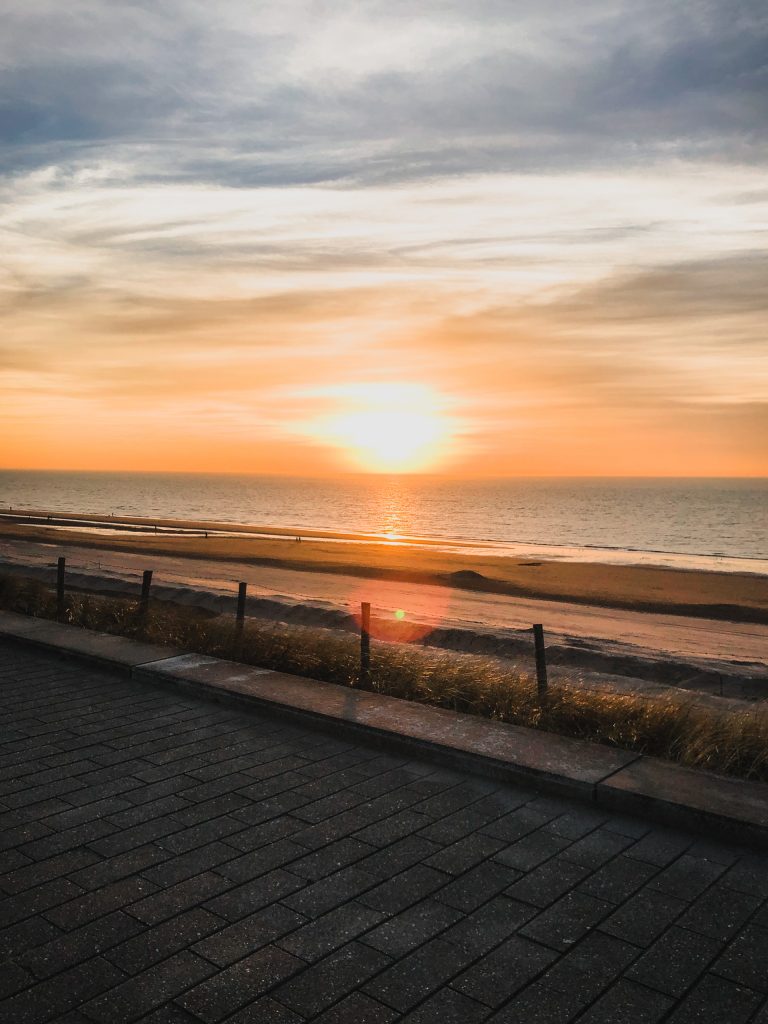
[1, 509, 767, 623]
[1, 510, 767, 704]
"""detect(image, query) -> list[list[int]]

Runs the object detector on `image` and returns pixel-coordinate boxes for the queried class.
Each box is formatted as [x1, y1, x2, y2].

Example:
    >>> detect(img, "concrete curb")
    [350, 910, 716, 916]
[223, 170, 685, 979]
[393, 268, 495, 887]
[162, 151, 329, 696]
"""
[2, 610, 766, 848]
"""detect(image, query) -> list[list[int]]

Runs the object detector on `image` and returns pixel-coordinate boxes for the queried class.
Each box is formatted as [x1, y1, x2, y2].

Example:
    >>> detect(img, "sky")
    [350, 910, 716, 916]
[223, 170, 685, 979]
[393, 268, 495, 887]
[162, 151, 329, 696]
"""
[2, 0, 767, 476]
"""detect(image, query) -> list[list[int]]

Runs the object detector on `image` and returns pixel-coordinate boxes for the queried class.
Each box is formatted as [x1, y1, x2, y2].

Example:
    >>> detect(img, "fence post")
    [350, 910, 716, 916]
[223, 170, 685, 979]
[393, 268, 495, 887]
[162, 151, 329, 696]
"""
[139, 569, 153, 623]
[359, 601, 371, 689]
[235, 581, 247, 649]
[533, 623, 548, 703]
[56, 557, 66, 621]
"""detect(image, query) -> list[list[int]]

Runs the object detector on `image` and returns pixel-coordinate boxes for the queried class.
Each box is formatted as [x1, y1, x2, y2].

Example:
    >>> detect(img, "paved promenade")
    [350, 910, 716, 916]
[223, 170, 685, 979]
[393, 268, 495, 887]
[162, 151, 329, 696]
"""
[1, 643, 767, 1023]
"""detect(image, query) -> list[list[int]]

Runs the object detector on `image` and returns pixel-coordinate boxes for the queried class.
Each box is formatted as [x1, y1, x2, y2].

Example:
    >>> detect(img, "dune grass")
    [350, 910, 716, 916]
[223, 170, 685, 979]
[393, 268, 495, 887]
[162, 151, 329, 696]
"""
[2, 571, 766, 782]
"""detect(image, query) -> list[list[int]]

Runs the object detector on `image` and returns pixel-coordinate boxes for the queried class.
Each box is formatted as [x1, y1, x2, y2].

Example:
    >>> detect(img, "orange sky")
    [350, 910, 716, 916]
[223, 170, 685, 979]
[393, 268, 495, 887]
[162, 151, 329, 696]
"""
[2, 5, 767, 477]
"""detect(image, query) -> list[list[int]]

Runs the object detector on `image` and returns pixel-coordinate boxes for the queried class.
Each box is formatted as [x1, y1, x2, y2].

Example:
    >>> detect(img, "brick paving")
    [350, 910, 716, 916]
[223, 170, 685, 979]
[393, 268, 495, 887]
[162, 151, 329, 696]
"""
[1, 643, 767, 1024]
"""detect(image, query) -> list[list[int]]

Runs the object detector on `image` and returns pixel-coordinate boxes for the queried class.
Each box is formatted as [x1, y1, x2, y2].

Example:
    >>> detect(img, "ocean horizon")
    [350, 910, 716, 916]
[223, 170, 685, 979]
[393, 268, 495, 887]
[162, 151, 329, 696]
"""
[1, 469, 766, 573]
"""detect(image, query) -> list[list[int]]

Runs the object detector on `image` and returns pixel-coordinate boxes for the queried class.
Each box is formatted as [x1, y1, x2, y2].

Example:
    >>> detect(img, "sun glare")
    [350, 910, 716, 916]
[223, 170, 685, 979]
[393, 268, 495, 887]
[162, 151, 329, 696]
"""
[314, 382, 454, 472]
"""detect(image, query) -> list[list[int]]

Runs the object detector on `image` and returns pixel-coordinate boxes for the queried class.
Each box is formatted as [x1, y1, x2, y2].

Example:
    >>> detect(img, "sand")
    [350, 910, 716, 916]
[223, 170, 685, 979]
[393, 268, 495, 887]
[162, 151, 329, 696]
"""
[2, 511, 767, 700]
[1, 509, 767, 624]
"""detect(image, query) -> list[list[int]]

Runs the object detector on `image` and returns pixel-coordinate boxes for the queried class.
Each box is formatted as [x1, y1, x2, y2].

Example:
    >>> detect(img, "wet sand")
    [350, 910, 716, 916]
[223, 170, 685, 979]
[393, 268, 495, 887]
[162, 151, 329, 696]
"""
[1, 509, 767, 624]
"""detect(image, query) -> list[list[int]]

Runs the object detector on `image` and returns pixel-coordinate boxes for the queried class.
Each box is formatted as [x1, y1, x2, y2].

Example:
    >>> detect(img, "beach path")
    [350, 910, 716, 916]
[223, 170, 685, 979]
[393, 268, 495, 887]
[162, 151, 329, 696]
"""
[2, 539, 767, 674]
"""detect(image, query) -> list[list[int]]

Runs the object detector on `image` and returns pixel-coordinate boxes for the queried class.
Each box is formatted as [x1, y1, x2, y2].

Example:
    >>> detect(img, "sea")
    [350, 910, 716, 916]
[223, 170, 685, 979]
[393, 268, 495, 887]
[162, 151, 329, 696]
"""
[1, 470, 766, 574]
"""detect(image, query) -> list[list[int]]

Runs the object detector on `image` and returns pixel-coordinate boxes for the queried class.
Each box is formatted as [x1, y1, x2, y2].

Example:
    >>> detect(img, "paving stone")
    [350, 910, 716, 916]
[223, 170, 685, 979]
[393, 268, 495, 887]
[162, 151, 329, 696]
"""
[0, 848, 36, 879]
[362, 898, 463, 956]
[720, 855, 768, 897]
[106, 795, 194, 830]
[712, 923, 768, 990]
[276, 941, 392, 1018]
[69, 844, 170, 890]
[87, 817, 184, 857]
[423, 833, 507, 875]
[278, 900, 384, 962]
[601, 814, 652, 839]
[417, 806, 507, 845]
[193, 904, 306, 967]
[129, 871, 232, 925]
[288, 838, 377, 881]
[135, 1005, 202, 1023]
[575, 978, 672, 1023]
[358, 864, 450, 914]
[221, 996, 303, 1023]
[44, 877, 160, 930]
[400, 986, 490, 1023]
[479, 807, 553, 843]
[648, 854, 727, 901]
[0, 956, 125, 1024]
[203, 869, 305, 922]
[558, 828, 634, 868]
[19, 909, 145, 979]
[687, 838, 745, 867]
[0, 960, 35, 999]
[105, 908, 224, 974]
[520, 891, 613, 951]
[530, 930, 639, 1004]
[493, 831, 569, 871]
[282, 866, 378, 918]
[41, 797, 138, 832]
[485, 981, 588, 1023]
[291, 809, 381, 850]
[666, 973, 763, 1023]
[677, 882, 762, 941]
[0, 915, 62, 961]
[576, 854, 658, 904]
[625, 925, 724, 997]
[543, 807, 610, 840]
[625, 828, 692, 867]
[452, 934, 557, 1008]
[0, 849, 101, 895]
[82, 951, 216, 1023]
[364, 936, 472, 1012]
[505, 855, 592, 908]
[313, 991, 398, 1023]
[177, 945, 305, 1022]
[140, 841, 238, 887]
[3, 641, 766, 1024]
[0, 878, 84, 927]
[0, 821, 52, 853]
[435, 860, 522, 912]
[18, 820, 117, 861]
[441, 895, 536, 955]
[599, 887, 688, 947]
[218, 817, 304, 854]
[356, 836, 441, 880]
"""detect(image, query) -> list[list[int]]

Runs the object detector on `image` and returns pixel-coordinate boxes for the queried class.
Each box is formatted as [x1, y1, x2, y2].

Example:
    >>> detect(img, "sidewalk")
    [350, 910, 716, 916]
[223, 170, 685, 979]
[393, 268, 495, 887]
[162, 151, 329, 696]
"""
[1, 610, 767, 848]
[1, 641, 767, 1023]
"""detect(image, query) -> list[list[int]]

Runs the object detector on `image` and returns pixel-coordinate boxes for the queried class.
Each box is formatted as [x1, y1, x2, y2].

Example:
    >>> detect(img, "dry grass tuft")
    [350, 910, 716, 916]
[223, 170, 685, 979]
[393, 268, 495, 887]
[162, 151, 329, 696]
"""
[2, 572, 766, 781]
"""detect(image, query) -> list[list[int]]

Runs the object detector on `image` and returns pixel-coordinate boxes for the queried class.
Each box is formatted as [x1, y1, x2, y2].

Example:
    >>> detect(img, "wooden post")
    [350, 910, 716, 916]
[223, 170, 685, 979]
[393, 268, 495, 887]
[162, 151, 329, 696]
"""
[533, 623, 548, 703]
[235, 581, 247, 644]
[139, 569, 153, 621]
[56, 557, 66, 621]
[360, 601, 371, 689]
[236, 581, 247, 626]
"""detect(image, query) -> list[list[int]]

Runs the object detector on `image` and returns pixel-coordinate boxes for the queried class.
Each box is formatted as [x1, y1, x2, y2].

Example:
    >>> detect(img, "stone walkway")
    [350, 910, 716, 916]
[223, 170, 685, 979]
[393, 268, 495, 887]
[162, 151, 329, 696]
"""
[1, 643, 767, 1024]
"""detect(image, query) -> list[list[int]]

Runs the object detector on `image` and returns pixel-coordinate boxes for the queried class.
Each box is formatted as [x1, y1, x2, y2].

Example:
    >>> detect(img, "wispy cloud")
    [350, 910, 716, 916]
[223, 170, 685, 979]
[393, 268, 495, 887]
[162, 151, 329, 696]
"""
[2, 1, 767, 473]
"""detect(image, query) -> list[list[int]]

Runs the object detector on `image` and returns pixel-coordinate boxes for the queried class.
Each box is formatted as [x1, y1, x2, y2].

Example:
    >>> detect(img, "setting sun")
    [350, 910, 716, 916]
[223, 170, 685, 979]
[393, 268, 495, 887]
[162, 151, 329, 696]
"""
[308, 383, 457, 472]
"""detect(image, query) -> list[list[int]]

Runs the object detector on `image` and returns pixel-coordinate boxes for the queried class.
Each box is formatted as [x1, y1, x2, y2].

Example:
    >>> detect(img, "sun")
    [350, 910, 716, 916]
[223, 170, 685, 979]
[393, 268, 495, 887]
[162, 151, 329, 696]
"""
[312, 382, 455, 472]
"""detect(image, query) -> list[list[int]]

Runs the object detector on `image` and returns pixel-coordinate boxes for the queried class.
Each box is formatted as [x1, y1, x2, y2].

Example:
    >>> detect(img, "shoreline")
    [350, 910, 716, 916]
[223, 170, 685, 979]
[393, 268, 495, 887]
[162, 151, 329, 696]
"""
[2, 510, 768, 624]
[2, 506, 767, 575]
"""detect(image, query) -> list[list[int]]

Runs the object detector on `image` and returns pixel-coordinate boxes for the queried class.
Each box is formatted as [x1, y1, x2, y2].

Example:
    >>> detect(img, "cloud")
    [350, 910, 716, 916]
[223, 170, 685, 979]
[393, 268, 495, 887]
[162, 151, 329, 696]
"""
[2, 1, 766, 474]
[0, 0, 766, 187]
